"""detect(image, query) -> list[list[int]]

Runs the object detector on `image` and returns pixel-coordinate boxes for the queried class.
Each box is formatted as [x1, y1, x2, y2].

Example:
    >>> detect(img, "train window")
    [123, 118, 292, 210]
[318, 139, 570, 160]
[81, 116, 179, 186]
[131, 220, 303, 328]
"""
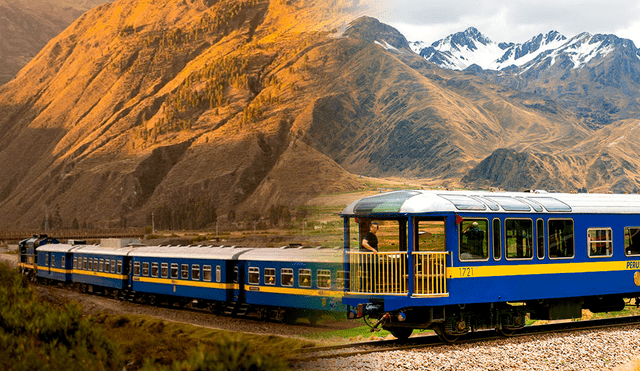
[485, 196, 531, 211]
[88, 258, 93, 270]
[625, 227, 640, 256]
[505, 218, 534, 260]
[203, 266, 212, 282]
[61, 256, 65, 267]
[142, 262, 149, 276]
[549, 219, 575, 259]
[492, 218, 501, 260]
[417, 219, 445, 251]
[192, 265, 200, 280]
[233, 266, 238, 283]
[281, 268, 294, 287]
[100, 259, 105, 272]
[51, 255, 55, 267]
[317, 269, 331, 289]
[181, 264, 189, 279]
[73, 257, 77, 269]
[105, 259, 110, 273]
[248, 267, 260, 285]
[265, 268, 276, 285]
[134, 262, 140, 275]
[588, 228, 612, 258]
[299, 269, 312, 288]
[117, 261, 122, 274]
[83, 257, 87, 270]
[94, 258, 99, 271]
[151, 263, 159, 277]
[337, 271, 347, 290]
[537, 219, 545, 260]
[161, 263, 168, 278]
[111, 260, 116, 273]
[171, 263, 179, 279]
[459, 219, 489, 261]
[216, 265, 221, 282]
[45, 254, 49, 266]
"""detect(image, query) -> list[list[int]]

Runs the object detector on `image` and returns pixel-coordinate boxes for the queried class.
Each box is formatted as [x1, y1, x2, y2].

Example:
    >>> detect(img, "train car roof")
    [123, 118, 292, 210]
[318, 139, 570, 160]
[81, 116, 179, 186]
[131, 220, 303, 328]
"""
[238, 247, 342, 263]
[71, 245, 137, 256]
[342, 189, 640, 215]
[36, 244, 77, 253]
[127, 245, 255, 260]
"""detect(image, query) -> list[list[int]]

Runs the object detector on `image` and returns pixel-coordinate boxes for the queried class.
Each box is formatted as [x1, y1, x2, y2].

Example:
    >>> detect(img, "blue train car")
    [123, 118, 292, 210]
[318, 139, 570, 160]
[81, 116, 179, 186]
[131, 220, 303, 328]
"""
[128, 245, 253, 307]
[341, 190, 640, 341]
[36, 244, 74, 283]
[240, 246, 347, 321]
[18, 235, 59, 279]
[71, 245, 134, 294]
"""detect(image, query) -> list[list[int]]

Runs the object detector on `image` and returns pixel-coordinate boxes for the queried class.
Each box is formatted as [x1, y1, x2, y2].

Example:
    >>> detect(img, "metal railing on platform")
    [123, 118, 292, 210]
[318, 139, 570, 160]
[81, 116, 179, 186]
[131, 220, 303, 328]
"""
[347, 251, 449, 296]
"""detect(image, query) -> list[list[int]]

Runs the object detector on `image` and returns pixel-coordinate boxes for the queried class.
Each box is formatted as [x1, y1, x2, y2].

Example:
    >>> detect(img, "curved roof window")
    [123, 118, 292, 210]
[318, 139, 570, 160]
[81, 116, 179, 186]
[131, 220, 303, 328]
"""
[438, 195, 487, 211]
[353, 190, 422, 214]
[470, 196, 500, 211]
[527, 197, 572, 212]
[485, 196, 531, 211]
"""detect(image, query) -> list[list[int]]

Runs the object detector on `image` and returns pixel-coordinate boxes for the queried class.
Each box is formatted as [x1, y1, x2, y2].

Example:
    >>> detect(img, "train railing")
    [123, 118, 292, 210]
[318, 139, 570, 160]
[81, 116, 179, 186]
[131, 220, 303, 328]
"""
[347, 251, 408, 295]
[347, 251, 450, 296]
[412, 251, 448, 296]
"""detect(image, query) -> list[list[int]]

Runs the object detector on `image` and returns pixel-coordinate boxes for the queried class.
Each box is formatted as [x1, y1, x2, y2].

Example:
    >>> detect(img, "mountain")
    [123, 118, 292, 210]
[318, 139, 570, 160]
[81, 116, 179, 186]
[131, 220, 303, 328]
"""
[1, 7, 640, 230]
[0, 0, 111, 85]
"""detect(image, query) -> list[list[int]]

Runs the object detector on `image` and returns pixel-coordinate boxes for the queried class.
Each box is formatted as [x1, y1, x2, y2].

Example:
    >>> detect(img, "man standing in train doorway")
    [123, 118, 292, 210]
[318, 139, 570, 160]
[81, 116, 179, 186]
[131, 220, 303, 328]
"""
[361, 222, 379, 253]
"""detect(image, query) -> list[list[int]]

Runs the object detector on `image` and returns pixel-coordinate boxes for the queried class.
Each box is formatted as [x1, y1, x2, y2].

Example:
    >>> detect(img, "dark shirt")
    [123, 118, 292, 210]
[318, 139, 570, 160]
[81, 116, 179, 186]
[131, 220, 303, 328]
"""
[362, 232, 378, 252]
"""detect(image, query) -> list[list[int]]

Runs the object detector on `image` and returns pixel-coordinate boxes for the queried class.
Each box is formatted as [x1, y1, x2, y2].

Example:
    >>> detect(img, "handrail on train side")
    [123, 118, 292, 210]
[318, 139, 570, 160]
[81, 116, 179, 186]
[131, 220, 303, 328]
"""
[345, 251, 449, 296]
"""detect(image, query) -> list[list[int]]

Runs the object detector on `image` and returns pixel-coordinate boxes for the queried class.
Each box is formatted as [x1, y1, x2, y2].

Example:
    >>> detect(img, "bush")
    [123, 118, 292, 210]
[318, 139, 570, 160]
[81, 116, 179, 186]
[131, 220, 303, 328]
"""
[0, 263, 123, 370]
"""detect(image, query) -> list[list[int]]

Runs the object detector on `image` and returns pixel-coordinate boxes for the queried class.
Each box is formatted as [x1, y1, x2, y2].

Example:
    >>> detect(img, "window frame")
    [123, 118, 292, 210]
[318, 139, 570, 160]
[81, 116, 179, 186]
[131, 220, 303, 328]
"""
[492, 218, 501, 261]
[216, 265, 221, 283]
[504, 217, 535, 261]
[336, 271, 347, 290]
[73, 257, 78, 269]
[134, 262, 141, 276]
[111, 260, 116, 273]
[171, 263, 179, 279]
[547, 218, 575, 260]
[181, 264, 189, 279]
[142, 262, 149, 276]
[151, 262, 159, 277]
[117, 260, 122, 274]
[587, 227, 613, 258]
[51, 255, 55, 267]
[317, 269, 331, 289]
[105, 259, 110, 273]
[281, 268, 294, 287]
[61, 256, 66, 268]
[458, 217, 490, 262]
[625, 227, 640, 257]
[248, 267, 260, 285]
[203, 265, 212, 282]
[192, 265, 200, 281]
[264, 268, 276, 286]
[299, 268, 312, 288]
[536, 218, 545, 260]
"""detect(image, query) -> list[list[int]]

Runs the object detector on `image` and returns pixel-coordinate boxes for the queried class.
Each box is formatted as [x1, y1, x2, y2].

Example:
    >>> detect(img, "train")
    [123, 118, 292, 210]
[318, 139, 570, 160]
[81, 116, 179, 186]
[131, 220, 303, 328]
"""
[18, 238, 346, 323]
[16, 189, 640, 341]
[341, 189, 640, 341]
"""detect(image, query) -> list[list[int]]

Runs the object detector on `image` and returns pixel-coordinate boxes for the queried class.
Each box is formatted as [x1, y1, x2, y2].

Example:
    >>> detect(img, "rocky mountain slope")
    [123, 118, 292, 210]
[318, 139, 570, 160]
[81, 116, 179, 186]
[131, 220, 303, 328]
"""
[0, 0, 110, 85]
[0, 2, 639, 230]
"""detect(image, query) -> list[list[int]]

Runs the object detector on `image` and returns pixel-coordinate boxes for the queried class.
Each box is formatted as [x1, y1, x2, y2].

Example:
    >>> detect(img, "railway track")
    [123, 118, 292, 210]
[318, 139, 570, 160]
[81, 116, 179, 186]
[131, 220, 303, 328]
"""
[290, 314, 640, 363]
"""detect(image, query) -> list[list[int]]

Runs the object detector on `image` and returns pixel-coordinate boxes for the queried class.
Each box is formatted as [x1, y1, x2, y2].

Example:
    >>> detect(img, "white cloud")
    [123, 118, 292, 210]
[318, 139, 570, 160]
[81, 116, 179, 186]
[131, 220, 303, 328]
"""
[367, 1, 640, 46]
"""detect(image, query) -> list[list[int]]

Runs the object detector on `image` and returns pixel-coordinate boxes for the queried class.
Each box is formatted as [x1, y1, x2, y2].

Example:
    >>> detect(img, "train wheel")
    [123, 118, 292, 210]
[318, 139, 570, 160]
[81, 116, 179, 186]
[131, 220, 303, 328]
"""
[434, 325, 459, 343]
[496, 327, 516, 337]
[388, 327, 413, 341]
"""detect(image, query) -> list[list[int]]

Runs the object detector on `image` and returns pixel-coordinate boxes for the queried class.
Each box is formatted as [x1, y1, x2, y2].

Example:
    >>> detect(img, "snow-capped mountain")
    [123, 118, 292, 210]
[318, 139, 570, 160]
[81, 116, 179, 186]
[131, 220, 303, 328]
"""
[415, 28, 640, 72]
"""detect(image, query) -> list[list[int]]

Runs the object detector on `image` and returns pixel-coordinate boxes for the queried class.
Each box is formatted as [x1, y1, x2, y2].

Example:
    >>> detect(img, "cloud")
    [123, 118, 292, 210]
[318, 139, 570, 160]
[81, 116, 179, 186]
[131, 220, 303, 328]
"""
[367, 0, 640, 45]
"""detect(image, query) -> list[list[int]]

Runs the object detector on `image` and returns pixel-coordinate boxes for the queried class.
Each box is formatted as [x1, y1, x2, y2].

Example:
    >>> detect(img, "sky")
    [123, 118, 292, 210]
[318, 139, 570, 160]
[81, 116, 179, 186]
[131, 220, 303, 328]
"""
[364, 0, 640, 47]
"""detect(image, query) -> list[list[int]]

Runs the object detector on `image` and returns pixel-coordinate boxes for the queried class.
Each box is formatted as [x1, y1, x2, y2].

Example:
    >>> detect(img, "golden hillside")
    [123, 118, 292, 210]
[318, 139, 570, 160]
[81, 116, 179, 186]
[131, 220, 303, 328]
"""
[0, 1, 638, 230]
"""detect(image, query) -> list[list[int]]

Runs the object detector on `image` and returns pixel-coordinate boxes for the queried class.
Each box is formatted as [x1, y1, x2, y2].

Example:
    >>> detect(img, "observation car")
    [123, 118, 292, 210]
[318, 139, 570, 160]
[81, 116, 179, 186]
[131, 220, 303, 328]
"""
[341, 189, 640, 341]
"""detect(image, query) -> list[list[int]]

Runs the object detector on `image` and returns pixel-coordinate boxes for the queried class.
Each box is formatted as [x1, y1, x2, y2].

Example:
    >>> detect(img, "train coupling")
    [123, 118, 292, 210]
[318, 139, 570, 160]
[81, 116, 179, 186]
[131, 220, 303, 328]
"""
[367, 312, 390, 332]
[350, 303, 383, 318]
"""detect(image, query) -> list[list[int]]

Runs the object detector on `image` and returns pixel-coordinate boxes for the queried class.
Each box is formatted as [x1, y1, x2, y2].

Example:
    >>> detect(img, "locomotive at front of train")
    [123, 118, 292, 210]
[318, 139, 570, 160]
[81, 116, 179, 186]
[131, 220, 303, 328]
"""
[339, 189, 640, 342]
[18, 235, 60, 280]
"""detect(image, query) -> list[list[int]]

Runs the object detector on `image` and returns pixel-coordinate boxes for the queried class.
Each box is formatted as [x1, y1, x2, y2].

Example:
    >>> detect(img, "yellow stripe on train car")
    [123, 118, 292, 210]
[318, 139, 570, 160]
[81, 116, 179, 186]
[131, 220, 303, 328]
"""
[72, 269, 128, 280]
[448, 260, 639, 279]
[247, 285, 344, 298]
[134, 276, 238, 290]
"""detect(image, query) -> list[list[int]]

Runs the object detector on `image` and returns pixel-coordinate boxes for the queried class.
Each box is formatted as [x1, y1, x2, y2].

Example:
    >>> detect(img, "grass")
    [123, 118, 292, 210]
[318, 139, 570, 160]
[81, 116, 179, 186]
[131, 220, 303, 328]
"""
[94, 314, 312, 370]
